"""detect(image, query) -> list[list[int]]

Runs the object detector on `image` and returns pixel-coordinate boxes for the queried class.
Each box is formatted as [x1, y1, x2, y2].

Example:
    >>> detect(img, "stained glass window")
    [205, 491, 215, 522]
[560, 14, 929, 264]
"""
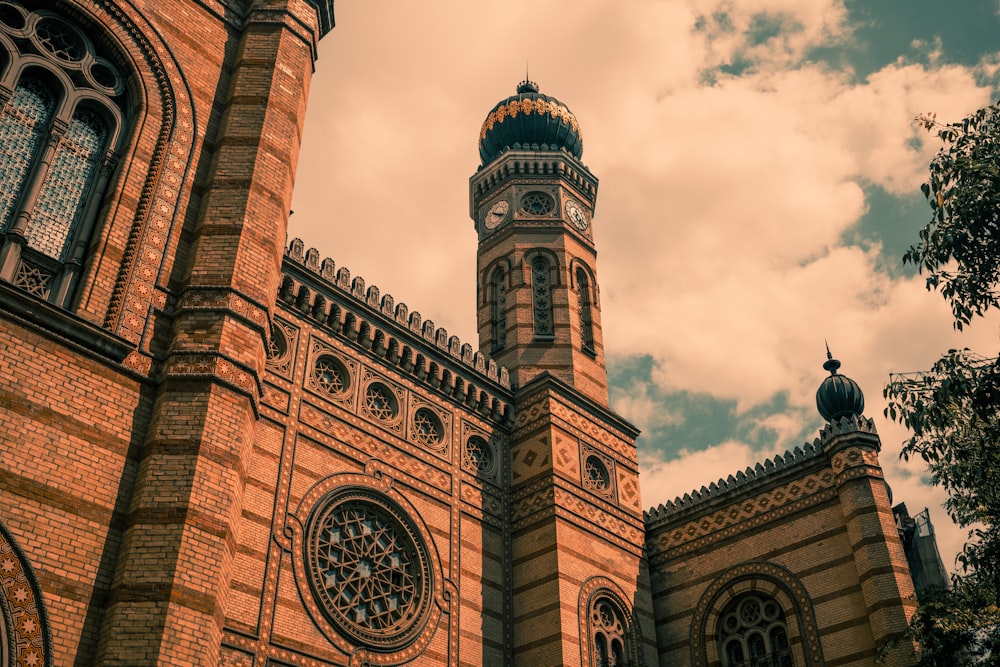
[0, 2, 126, 307]
[0, 79, 55, 229]
[26, 110, 106, 259]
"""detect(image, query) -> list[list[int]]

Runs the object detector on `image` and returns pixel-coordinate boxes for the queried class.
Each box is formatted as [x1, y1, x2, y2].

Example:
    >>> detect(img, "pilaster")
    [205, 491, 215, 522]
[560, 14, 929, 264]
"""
[94, 2, 323, 663]
[822, 416, 918, 665]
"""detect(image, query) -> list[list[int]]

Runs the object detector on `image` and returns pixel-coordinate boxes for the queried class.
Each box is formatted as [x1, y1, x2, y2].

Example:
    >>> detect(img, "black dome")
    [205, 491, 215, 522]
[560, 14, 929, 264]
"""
[816, 353, 864, 422]
[479, 80, 583, 165]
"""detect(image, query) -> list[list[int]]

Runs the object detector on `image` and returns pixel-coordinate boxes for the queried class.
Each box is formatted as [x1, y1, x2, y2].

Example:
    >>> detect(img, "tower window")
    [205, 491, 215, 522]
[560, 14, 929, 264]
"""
[576, 267, 595, 352]
[531, 256, 554, 339]
[490, 266, 507, 352]
[717, 594, 793, 667]
[588, 594, 632, 667]
[0, 2, 127, 307]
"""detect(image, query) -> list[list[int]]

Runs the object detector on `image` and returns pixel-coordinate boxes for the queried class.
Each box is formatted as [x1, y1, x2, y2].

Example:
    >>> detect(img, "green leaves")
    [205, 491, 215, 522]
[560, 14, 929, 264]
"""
[885, 350, 1000, 663]
[905, 103, 1000, 331]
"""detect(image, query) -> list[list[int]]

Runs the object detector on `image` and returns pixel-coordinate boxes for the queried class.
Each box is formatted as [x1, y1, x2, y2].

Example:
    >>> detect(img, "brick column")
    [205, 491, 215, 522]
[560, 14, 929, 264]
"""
[824, 417, 918, 665]
[95, 4, 321, 664]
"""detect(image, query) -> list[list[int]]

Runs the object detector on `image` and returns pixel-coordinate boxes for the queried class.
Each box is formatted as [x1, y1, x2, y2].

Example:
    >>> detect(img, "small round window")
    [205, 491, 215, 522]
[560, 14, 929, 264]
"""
[520, 191, 555, 216]
[313, 355, 350, 396]
[412, 408, 443, 447]
[365, 383, 399, 421]
[465, 436, 495, 476]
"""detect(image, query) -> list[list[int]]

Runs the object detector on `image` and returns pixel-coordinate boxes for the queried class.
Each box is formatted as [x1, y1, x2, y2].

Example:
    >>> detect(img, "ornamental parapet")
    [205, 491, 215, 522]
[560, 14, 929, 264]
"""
[643, 440, 827, 529]
[280, 239, 513, 426]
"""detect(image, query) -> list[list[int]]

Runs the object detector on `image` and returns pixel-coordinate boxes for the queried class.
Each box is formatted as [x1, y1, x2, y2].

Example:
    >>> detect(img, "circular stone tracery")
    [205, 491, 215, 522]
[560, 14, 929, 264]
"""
[306, 488, 432, 649]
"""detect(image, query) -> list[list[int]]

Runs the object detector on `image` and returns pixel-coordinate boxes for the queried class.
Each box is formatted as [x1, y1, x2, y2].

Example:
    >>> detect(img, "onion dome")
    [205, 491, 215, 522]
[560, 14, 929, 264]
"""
[816, 347, 865, 422]
[478, 79, 583, 165]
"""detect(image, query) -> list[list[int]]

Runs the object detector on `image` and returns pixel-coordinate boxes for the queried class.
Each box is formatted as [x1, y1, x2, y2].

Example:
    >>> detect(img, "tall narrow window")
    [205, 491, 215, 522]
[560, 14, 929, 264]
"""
[717, 594, 794, 667]
[0, 78, 55, 226]
[531, 256, 553, 338]
[589, 594, 631, 667]
[0, 4, 126, 306]
[576, 267, 594, 351]
[490, 266, 507, 352]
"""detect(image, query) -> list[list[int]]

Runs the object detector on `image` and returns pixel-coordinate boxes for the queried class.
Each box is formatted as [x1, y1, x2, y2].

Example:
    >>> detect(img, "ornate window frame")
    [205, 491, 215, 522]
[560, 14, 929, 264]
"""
[578, 577, 641, 667]
[574, 265, 595, 354]
[0, 2, 129, 308]
[288, 472, 446, 665]
[527, 251, 556, 341]
[690, 562, 823, 667]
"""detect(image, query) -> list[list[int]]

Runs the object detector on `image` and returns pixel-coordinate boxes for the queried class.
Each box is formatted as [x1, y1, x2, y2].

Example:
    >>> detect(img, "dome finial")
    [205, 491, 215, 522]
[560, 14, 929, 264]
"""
[816, 346, 864, 421]
[823, 340, 841, 375]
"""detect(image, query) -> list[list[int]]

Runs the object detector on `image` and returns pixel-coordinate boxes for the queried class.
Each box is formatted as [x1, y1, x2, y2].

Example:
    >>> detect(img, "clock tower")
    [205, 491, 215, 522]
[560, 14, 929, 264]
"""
[470, 79, 608, 406]
[470, 82, 653, 666]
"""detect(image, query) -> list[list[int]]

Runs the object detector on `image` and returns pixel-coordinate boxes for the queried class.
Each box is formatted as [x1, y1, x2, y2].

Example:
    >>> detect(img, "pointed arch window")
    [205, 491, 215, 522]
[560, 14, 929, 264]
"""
[531, 256, 554, 339]
[717, 593, 793, 667]
[490, 265, 507, 352]
[576, 267, 594, 352]
[589, 594, 632, 667]
[0, 4, 127, 307]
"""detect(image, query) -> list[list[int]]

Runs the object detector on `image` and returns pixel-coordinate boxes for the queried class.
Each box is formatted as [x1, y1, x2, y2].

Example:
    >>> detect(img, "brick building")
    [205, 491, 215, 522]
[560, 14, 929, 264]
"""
[0, 1, 932, 665]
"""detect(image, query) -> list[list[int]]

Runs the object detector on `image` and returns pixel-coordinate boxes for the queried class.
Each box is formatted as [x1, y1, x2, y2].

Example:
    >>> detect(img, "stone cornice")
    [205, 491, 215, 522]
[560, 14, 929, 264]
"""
[0, 280, 134, 363]
[280, 240, 513, 427]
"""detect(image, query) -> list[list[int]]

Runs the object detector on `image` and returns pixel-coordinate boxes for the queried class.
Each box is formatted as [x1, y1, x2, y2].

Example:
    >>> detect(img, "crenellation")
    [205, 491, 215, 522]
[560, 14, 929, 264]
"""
[644, 435, 828, 525]
[281, 241, 511, 398]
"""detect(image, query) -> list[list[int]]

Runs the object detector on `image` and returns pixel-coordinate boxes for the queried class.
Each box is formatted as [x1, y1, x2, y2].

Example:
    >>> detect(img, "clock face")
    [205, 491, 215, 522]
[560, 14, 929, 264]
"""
[566, 199, 589, 230]
[483, 199, 510, 230]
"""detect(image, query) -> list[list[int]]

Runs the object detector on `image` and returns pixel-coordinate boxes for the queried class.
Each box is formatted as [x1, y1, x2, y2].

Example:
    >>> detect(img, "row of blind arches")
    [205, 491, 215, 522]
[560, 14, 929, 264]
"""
[0, 2, 126, 306]
[489, 257, 595, 352]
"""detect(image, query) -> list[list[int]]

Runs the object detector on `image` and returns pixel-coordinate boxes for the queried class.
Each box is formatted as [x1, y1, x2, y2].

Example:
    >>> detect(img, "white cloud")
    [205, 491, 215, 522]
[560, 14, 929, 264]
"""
[290, 0, 1000, 571]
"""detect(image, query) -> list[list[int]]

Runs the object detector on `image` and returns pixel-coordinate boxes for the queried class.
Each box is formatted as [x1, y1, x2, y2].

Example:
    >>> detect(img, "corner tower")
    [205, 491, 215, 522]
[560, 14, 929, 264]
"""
[471, 80, 608, 405]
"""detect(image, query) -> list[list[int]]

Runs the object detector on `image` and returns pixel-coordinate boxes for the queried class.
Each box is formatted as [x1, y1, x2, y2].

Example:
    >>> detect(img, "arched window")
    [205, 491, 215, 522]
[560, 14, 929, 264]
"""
[576, 266, 594, 351]
[490, 265, 506, 352]
[589, 594, 632, 667]
[717, 593, 793, 667]
[0, 3, 127, 307]
[531, 255, 554, 339]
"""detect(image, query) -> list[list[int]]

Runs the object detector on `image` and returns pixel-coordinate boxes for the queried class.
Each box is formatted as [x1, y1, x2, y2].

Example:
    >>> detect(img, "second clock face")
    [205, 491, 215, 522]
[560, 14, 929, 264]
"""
[484, 200, 510, 230]
[566, 199, 589, 230]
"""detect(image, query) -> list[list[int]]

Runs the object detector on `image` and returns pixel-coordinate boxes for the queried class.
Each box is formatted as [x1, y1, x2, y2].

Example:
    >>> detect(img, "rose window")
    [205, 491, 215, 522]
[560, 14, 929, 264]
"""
[306, 489, 431, 648]
[365, 383, 398, 421]
[314, 355, 349, 396]
[411, 408, 442, 447]
[520, 191, 555, 216]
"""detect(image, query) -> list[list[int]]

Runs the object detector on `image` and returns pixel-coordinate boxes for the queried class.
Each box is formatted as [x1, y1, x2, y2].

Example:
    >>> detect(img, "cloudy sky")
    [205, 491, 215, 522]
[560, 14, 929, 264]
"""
[289, 1, 1000, 572]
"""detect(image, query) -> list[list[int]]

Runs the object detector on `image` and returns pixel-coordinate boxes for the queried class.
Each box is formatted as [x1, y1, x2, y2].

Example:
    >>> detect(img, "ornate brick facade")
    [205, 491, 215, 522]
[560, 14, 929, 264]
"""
[0, 2, 923, 665]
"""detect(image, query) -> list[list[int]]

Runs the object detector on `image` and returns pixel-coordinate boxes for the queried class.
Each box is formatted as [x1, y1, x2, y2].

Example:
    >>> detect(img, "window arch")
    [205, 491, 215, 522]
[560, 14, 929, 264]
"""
[490, 265, 507, 352]
[588, 593, 632, 667]
[531, 255, 554, 339]
[717, 593, 793, 667]
[0, 2, 127, 307]
[576, 266, 594, 351]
